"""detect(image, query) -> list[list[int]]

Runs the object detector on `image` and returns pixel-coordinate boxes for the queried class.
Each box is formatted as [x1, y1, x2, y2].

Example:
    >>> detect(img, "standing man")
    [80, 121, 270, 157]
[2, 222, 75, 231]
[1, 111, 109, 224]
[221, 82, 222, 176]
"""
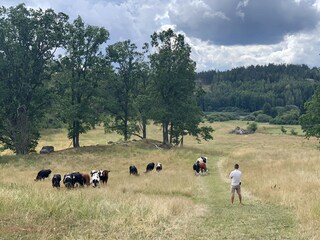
[229, 163, 242, 204]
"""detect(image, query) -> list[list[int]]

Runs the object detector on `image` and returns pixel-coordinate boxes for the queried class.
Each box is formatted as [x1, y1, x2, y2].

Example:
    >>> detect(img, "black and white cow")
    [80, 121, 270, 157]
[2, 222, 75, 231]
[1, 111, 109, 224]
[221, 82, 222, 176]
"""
[193, 161, 200, 175]
[35, 169, 52, 181]
[52, 174, 61, 188]
[197, 156, 208, 165]
[145, 162, 155, 173]
[63, 172, 84, 189]
[155, 163, 162, 172]
[90, 171, 100, 188]
[129, 165, 138, 175]
[63, 174, 73, 189]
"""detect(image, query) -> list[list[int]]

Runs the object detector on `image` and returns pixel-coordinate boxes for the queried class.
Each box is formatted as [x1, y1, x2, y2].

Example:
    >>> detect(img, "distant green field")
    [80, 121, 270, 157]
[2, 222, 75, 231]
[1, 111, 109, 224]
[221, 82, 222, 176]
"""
[0, 121, 318, 239]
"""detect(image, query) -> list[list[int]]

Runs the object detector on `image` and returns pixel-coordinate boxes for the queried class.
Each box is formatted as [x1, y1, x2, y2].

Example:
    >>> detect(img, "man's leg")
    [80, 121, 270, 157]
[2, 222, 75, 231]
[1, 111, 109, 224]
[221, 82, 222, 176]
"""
[237, 188, 242, 204]
[231, 192, 235, 204]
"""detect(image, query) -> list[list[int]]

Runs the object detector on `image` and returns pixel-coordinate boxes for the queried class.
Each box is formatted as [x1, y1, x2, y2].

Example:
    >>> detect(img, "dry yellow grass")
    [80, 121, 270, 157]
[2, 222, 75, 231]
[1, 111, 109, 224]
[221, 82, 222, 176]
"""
[216, 121, 320, 239]
[1, 121, 320, 239]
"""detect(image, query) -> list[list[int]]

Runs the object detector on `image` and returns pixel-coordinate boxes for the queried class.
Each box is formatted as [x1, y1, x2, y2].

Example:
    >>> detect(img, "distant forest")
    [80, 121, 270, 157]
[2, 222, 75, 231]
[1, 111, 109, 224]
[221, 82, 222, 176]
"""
[196, 64, 320, 113]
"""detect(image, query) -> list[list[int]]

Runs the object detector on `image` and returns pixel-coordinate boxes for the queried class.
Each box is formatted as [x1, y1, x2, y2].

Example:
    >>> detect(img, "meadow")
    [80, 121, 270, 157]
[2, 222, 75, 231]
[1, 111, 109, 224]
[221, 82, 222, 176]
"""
[0, 121, 319, 239]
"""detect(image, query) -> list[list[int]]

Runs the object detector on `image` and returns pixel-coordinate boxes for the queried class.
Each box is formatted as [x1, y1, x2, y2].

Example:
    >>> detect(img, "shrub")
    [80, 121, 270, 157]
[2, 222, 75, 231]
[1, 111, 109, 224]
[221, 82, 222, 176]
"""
[281, 126, 287, 134]
[247, 122, 258, 133]
[255, 114, 273, 123]
[290, 129, 298, 135]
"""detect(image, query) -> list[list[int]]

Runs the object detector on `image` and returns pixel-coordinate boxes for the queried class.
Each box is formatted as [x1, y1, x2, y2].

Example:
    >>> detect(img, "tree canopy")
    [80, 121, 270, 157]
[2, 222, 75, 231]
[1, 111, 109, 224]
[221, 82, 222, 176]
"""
[300, 87, 320, 140]
[0, 4, 68, 154]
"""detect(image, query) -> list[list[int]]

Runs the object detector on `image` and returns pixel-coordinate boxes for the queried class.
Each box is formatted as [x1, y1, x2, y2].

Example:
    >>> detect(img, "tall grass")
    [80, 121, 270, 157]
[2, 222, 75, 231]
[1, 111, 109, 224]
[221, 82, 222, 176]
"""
[1, 121, 319, 239]
[216, 121, 320, 239]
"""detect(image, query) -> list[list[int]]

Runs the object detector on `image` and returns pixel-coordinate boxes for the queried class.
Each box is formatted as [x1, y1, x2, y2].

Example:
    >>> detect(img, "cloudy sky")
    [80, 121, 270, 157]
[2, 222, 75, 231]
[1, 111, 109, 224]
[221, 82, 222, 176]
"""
[2, 0, 320, 72]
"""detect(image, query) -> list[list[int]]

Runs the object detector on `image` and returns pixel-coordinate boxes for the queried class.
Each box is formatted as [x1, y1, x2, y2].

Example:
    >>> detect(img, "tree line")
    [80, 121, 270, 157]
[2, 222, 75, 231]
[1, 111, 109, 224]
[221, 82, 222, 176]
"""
[0, 4, 213, 154]
[197, 64, 320, 112]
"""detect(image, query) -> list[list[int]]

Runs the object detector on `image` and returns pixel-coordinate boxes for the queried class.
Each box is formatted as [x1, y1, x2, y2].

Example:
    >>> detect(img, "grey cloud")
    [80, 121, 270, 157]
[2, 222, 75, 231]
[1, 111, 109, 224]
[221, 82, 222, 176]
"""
[169, 0, 320, 45]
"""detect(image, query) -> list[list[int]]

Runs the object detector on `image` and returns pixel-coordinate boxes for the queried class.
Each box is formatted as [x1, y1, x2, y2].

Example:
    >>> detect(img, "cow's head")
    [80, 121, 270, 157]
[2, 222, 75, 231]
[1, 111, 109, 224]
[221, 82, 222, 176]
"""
[63, 175, 73, 189]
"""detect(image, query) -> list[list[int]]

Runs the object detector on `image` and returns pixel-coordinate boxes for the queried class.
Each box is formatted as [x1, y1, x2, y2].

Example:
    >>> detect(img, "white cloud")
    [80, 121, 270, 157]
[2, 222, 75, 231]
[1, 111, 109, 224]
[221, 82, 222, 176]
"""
[1, 0, 320, 71]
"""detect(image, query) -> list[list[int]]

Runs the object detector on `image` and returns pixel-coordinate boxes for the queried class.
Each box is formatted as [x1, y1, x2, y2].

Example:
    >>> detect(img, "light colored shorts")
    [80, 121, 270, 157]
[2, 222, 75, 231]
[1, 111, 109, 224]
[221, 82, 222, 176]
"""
[231, 185, 241, 194]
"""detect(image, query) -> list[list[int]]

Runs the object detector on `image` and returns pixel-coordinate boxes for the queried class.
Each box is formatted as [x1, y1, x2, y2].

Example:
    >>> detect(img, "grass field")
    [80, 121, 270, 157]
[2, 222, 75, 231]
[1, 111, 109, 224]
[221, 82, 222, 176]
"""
[0, 121, 319, 239]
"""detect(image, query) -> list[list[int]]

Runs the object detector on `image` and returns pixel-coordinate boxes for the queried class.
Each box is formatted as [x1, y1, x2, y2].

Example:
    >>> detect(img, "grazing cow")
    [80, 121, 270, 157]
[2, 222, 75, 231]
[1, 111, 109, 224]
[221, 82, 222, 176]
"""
[193, 160, 208, 176]
[63, 172, 84, 189]
[99, 170, 110, 185]
[35, 169, 52, 181]
[63, 174, 73, 189]
[52, 174, 61, 188]
[198, 161, 208, 175]
[145, 162, 155, 173]
[129, 165, 138, 175]
[71, 172, 84, 187]
[91, 172, 100, 188]
[193, 161, 200, 175]
[155, 163, 162, 172]
[197, 156, 208, 165]
[81, 173, 90, 186]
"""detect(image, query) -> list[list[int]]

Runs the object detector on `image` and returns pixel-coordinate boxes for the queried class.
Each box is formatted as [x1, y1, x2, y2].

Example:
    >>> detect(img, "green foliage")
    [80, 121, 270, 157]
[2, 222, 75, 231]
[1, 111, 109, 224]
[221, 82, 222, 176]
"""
[55, 16, 109, 147]
[290, 129, 298, 136]
[262, 103, 272, 115]
[0, 4, 68, 154]
[197, 64, 319, 112]
[247, 122, 258, 133]
[205, 112, 239, 122]
[255, 113, 273, 123]
[270, 109, 300, 125]
[281, 126, 287, 134]
[300, 87, 320, 140]
[103, 40, 146, 141]
[243, 105, 300, 125]
[149, 28, 212, 145]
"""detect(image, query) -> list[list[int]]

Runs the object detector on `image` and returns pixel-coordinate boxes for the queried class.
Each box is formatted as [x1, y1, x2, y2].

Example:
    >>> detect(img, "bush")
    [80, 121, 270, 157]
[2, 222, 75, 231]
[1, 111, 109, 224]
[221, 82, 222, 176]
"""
[290, 129, 298, 135]
[247, 122, 258, 133]
[255, 113, 273, 123]
[270, 109, 300, 125]
[281, 126, 287, 134]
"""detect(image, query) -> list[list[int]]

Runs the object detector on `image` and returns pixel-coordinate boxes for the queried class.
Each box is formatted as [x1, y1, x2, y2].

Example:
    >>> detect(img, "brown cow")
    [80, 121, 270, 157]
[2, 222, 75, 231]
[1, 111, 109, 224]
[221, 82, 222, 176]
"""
[99, 170, 110, 185]
[81, 173, 90, 186]
[198, 162, 208, 175]
[193, 160, 208, 176]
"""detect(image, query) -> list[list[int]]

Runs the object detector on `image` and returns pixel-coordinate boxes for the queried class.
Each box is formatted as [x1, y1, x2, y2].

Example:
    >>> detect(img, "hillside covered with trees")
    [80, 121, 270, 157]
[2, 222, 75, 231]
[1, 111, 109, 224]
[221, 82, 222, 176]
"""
[197, 64, 320, 112]
[197, 64, 320, 124]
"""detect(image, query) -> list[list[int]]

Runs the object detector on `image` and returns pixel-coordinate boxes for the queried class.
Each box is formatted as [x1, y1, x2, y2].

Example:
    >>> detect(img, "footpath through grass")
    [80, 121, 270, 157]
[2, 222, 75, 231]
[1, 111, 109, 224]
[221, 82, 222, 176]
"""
[188, 153, 301, 240]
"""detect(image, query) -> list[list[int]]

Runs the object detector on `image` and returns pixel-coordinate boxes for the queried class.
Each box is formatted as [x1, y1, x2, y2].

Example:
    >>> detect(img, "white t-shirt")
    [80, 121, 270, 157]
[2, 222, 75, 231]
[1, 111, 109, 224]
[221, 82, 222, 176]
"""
[229, 169, 241, 186]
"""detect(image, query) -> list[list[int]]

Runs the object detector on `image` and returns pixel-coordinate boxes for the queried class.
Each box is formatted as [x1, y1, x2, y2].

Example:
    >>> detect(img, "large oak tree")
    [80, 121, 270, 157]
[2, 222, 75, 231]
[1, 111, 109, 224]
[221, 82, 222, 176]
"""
[0, 4, 68, 154]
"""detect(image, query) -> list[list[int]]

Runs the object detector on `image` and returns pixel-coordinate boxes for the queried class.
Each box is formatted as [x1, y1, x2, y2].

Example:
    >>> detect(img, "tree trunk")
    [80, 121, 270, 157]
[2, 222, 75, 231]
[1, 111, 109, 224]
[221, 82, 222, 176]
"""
[162, 122, 169, 145]
[15, 105, 31, 154]
[142, 117, 147, 139]
[169, 122, 173, 144]
[73, 120, 80, 148]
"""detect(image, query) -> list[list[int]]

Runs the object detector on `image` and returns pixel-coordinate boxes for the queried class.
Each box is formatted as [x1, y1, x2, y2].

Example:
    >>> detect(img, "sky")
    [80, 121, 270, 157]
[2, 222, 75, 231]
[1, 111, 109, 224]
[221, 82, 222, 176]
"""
[2, 0, 320, 72]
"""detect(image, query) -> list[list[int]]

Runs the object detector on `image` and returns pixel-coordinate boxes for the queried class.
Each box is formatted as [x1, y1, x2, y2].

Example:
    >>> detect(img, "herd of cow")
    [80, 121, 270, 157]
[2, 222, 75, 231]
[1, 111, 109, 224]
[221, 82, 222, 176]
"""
[34, 157, 207, 189]
[34, 162, 164, 189]
[34, 169, 110, 189]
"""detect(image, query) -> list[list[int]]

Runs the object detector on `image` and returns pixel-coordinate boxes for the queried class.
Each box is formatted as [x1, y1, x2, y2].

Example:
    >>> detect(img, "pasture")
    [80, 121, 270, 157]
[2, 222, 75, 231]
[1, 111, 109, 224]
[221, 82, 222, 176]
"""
[0, 121, 319, 239]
